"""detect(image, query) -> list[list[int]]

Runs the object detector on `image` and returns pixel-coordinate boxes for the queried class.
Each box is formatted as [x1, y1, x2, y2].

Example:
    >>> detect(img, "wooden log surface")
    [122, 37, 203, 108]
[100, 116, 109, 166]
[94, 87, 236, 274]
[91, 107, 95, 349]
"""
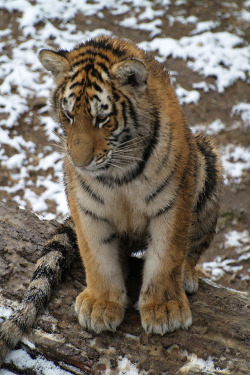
[0, 202, 249, 374]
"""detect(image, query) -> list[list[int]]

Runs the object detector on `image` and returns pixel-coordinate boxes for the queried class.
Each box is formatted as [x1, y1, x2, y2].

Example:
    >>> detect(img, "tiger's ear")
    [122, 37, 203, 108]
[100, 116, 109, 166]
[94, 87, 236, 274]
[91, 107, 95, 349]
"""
[111, 59, 148, 91]
[39, 50, 69, 78]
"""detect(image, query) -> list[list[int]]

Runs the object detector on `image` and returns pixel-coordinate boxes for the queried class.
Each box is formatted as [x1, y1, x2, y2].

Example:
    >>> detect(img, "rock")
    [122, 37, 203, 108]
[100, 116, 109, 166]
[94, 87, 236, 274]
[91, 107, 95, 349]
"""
[0, 202, 249, 374]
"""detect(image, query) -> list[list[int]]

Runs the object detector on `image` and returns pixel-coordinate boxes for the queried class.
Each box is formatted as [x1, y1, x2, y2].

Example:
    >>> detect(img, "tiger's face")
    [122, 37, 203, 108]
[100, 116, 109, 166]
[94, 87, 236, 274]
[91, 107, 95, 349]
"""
[39, 38, 150, 176]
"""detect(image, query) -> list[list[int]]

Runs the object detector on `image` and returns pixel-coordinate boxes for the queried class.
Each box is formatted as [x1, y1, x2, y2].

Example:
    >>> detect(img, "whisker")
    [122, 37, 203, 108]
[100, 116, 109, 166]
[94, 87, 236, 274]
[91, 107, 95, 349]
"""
[118, 135, 150, 147]
[107, 161, 125, 170]
[113, 155, 144, 162]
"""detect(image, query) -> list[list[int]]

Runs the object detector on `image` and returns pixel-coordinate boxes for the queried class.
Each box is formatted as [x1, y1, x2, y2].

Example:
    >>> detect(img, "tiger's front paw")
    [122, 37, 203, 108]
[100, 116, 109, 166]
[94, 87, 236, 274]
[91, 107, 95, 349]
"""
[140, 295, 192, 335]
[75, 289, 125, 333]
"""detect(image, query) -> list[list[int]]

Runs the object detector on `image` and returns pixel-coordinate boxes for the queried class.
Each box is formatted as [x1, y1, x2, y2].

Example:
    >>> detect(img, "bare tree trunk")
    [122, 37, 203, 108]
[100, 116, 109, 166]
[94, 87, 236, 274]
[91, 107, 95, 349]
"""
[0, 202, 249, 374]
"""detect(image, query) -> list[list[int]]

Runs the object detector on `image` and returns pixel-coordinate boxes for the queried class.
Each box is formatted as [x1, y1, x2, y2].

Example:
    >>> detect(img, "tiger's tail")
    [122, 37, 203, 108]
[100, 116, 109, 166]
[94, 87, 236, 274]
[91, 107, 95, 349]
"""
[0, 218, 78, 366]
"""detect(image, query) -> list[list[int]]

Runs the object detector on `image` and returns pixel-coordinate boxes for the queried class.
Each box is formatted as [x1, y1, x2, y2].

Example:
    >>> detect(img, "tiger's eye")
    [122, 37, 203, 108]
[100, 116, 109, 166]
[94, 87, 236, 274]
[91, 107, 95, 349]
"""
[95, 114, 110, 128]
[96, 114, 108, 122]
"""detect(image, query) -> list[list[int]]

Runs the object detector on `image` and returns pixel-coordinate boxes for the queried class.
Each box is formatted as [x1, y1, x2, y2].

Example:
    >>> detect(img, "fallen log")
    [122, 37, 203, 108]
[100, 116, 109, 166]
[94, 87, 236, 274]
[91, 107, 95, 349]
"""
[0, 202, 249, 374]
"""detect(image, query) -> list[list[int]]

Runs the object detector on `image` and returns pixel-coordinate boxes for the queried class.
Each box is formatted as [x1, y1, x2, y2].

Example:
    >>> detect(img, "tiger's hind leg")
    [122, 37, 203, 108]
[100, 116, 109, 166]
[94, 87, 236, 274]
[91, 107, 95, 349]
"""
[183, 221, 219, 294]
[183, 257, 199, 294]
[183, 133, 223, 295]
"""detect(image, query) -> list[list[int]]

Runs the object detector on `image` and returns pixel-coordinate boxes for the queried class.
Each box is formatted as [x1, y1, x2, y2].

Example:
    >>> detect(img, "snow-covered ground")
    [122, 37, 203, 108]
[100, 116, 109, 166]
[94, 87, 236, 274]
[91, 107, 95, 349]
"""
[0, 0, 249, 373]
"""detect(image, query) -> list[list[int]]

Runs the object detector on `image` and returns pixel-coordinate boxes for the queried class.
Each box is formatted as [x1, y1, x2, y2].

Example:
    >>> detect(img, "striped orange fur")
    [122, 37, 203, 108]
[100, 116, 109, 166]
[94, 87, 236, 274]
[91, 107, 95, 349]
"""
[0, 37, 223, 362]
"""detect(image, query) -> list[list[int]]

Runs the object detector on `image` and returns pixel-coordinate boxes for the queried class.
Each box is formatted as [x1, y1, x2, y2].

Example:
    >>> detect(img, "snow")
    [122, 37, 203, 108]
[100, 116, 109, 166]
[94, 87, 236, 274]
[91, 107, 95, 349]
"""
[178, 353, 228, 374]
[140, 32, 250, 93]
[225, 230, 249, 250]
[117, 357, 143, 375]
[190, 20, 220, 35]
[0, 306, 13, 324]
[203, 229, 250, 282]
[221, 145, 250, 184]
[0, 0, 249, 372]
[2, 349, 72, 375]
[231, 103, 250, 126]
[175, 86, 200, 105]
[191, 119, 225, 135]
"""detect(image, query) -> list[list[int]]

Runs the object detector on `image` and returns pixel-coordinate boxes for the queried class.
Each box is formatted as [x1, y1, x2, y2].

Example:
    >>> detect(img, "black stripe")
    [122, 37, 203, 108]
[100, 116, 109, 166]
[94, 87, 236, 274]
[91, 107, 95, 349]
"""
[113, 90, 120, 101]
[191, 215, 218, 243]
[93, 82, 103, 92]
[80, 178, 104, 204]
[70, 59, 94, 74]
[42, 241, 69, 258]
[102, 233, 117, 244]
[53, 82, 65, 111]
[23, 287, 49, 311]
[195, 140, 218, 213]
[152, 158, 191, 218]
[121, 100, 128, 128]
[69, 78, 85, 90]
[32, 265, 58, 287]
[155, 132, 173, 174]
[90, 68, 104, 82]
[72, 58, 93, 69]
[56, 223, 77, 242]
[92, 94, 101, 102]
[145, 158, 180, 204]
[125, 95, 140, 128]
[84, 40, 127, 58]
[153, 194, 177, 217]
[97, 107, 160, 186]
[78, 201, 109, 222]
[96, 62, 111, 76]
[82, 50, 111, 63]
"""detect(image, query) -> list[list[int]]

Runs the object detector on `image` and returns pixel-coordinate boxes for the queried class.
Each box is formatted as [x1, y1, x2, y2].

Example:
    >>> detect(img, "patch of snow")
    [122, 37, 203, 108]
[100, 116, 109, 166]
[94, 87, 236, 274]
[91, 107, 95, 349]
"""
[221, 145, 250, 184]
[192, 81, 216, 92]
[119, 17, 162, 38]
[203, 257, 243, 281]
[168, 15, 198, 27]
[0, 306, 13, 324]
[238, 9, 250, 22]
[178, 353, 228, 374]
[224, 230, 249, 250]
[202, 229, 250, 282]
[231, 103, 250, 126]
[2, 153, 26, 169]
[140, 32, 250, 92]
[191, 119, 225, 135]
[190, 20, 220, 35]
[117, 357, 142, 375]
[176, 86, 200, 104]
[1, 349, 72, 375]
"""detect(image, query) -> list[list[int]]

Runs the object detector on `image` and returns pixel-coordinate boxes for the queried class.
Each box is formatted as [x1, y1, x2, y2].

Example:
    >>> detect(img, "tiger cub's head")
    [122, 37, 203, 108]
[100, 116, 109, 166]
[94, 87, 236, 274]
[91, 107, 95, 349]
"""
[39, 36, 157, 176]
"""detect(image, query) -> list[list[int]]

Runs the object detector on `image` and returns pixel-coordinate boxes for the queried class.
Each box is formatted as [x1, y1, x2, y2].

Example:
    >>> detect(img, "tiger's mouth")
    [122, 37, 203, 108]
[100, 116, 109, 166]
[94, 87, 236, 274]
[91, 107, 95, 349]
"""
[67, 150, 113, 174]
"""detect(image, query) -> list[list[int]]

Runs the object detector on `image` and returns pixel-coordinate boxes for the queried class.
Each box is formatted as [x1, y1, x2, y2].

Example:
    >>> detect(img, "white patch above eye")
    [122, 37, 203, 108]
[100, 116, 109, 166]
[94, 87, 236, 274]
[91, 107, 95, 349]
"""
[63, 86, 75, 112]
[61, 91, 75, 124]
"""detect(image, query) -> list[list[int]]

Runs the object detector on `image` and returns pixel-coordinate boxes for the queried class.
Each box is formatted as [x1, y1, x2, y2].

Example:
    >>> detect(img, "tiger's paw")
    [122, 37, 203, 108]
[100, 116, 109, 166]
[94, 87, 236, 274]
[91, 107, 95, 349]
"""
[75, 289, 125, 333]
[139, 297, 192, 335]
[183, 259, 199, 294]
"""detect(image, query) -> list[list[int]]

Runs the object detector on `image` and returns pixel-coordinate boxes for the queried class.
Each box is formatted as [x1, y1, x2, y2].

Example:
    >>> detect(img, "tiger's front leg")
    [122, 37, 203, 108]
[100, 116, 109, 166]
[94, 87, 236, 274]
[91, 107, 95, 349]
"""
[73, 214, 127, 333]
[139, 201, 192, 335]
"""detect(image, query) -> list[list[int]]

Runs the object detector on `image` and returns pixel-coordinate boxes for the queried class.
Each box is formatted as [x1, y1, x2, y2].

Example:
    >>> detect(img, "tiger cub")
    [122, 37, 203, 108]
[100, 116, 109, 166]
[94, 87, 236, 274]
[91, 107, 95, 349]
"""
[0, 36, 222, 362]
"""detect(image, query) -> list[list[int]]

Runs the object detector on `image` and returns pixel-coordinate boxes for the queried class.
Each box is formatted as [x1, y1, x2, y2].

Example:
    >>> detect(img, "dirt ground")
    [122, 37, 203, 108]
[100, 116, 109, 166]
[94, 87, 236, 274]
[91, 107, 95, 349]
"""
[0, 0, 249, 295]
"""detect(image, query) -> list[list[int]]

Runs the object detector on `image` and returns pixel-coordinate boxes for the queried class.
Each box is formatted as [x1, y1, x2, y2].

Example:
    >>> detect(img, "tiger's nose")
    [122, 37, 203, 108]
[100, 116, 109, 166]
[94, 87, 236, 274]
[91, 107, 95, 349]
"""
[68, 135, 94, 169]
